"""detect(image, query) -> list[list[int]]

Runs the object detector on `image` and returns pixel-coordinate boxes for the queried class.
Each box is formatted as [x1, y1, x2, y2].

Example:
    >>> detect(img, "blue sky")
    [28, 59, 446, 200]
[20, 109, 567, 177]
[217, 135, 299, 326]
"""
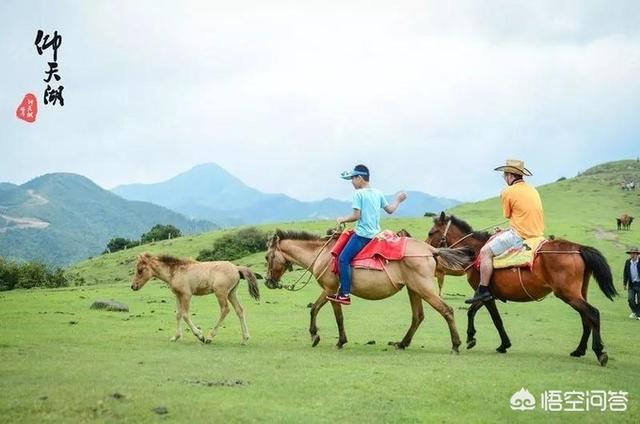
[1, 0, 639, 202]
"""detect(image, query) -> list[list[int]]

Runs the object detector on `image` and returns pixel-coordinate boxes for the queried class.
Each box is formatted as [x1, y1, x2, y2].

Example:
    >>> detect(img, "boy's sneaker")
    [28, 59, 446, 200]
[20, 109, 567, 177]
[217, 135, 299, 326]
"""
[326, 294, 351, 305]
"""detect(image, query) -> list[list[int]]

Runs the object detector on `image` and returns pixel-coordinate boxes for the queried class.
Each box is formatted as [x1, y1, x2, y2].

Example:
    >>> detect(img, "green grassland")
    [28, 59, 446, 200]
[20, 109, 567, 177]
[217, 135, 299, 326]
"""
[1, 161, 639, 423]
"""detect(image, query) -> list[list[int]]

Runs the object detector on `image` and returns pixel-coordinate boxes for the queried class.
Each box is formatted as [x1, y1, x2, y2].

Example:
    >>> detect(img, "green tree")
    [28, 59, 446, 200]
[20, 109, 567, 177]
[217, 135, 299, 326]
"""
[198, 227, 267, 261]
[141, 224, 182, 244]
[103, 237, 139, 254]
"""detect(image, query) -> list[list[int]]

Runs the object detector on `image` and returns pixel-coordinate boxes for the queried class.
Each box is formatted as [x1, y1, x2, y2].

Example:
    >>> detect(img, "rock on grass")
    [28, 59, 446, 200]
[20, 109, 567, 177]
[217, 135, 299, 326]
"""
[90, 300, 129, 312]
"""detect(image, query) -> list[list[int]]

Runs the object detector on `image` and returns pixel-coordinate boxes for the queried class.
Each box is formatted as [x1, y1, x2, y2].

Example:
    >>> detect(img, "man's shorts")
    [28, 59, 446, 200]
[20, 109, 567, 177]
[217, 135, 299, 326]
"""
[487, 229, 524, 256]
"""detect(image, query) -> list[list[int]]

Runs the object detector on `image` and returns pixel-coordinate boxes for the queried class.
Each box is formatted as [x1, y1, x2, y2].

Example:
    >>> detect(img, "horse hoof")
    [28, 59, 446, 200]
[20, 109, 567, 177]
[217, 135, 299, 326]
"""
[204, 338, 212, 344]
[394, 342, 407, 350]
[311, 335, 320, 347]
[170, 336, 180, 342]
[598, 352, 608, 367]
[570, 349, 585, 357]
[466, 339, 476, 350]
[496, 345, 509, 354]
[451, 347, 460, 355]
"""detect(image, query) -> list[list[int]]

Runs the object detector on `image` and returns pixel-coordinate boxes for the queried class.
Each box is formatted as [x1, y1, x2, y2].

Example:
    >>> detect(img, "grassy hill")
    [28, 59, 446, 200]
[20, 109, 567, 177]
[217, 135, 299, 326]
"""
[2, 160, 638, 422]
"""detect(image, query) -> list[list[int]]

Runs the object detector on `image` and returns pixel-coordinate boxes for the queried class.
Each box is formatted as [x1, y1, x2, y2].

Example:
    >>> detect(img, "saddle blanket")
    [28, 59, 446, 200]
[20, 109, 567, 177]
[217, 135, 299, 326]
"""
[330, 230, 408, 273]
[491, 236, 547, 269]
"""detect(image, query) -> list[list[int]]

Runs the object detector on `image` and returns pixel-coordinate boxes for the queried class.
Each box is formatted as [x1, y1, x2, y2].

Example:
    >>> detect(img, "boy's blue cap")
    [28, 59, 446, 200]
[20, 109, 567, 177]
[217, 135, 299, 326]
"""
[340, 169, 369, 180]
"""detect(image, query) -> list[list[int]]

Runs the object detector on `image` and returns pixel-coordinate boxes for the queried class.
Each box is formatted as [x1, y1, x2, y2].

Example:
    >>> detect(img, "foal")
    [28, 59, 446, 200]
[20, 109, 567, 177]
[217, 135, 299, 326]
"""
[131, 253, 260, 344]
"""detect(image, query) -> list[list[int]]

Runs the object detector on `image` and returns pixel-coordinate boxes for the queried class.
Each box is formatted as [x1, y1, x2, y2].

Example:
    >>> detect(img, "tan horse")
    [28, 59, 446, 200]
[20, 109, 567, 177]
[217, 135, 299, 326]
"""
[264, 230, 473, 353]
[131, 253, 260, 344]
[397, 228, 462, 296]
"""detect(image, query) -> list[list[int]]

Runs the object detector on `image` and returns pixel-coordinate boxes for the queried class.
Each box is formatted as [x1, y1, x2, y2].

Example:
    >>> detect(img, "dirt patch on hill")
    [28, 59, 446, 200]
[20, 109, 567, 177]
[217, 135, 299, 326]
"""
[592, 227, 626, 249]
[0, 214, 50, 233]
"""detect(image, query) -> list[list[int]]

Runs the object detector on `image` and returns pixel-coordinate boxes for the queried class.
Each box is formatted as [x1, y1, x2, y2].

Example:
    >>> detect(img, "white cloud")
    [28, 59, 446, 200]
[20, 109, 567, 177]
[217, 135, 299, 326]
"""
[1, 0, 639, 202]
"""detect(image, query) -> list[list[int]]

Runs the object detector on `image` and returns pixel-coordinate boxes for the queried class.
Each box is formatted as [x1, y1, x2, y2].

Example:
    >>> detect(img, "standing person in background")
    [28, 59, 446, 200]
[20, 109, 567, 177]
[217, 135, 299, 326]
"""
[623, 247, 640, 320]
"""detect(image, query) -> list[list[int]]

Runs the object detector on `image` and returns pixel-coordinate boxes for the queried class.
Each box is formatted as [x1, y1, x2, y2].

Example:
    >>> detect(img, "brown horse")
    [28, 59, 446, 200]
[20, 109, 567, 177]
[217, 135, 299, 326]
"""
[426, 213, 617, 366]
[617, 214, 634, 230]
[264, 230, 474, 352]
[131, 253, 261, 344]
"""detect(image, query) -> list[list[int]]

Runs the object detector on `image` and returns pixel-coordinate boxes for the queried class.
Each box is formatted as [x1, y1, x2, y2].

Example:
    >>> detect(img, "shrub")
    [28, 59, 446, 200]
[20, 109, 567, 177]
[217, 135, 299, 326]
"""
[0, 258, 70, 291]
[197, 227, 267, 261]
[423, 212, 437, 217]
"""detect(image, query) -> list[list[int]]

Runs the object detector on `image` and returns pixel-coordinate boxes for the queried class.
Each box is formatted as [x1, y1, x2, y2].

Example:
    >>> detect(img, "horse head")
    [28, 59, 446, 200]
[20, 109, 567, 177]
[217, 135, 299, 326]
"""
[264, 233, 293, 289]
[426, 212, 455, 247]
[131, 253, 156, 291]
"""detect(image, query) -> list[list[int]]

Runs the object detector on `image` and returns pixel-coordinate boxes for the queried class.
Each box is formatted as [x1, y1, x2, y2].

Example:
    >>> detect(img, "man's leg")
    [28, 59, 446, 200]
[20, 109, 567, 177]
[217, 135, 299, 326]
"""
[465, 244, 495, 304]
[630, 285, 640, 317]
[464, 230, 522, 304]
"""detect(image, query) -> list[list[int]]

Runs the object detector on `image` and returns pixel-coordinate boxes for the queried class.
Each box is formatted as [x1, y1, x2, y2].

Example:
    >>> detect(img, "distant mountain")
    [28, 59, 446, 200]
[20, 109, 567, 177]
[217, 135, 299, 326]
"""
[112, 163, 461, 225]
[0, 173, 217, 266]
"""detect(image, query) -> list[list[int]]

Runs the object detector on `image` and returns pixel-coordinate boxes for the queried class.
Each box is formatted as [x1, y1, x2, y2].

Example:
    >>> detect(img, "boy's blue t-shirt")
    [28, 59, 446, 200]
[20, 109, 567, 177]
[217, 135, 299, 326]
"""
[352, 188, 389, 238]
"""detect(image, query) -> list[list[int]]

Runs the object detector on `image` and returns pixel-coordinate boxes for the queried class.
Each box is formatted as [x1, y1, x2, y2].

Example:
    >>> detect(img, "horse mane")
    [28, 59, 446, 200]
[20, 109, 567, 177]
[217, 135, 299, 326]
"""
[438, 215, 491, 242]
[155, 254, 196, 269]
[275, 229, 323, 241]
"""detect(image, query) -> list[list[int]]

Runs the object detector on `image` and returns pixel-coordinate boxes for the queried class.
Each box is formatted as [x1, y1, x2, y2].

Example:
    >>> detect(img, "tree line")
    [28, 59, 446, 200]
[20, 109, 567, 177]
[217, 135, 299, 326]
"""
[103, 224, 182, 253]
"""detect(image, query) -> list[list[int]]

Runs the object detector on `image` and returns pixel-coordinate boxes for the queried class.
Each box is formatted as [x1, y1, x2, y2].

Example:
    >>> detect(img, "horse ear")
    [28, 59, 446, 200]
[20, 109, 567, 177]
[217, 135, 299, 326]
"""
[439, 211, 446, 224]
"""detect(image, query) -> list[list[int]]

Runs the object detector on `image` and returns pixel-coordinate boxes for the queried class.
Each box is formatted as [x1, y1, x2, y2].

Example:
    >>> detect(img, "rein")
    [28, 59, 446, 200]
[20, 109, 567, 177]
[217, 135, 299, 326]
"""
[443, 220, 508, 248]
[277, 236, 336, 292]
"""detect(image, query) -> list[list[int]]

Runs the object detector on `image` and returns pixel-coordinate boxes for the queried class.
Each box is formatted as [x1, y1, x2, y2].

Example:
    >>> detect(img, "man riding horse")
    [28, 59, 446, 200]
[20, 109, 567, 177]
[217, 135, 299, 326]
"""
[466, 159, 544, 304]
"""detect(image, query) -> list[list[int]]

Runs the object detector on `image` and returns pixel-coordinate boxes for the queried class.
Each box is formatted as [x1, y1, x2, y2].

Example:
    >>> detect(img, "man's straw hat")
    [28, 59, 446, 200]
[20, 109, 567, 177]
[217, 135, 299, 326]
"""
[494, 159, 532, 176]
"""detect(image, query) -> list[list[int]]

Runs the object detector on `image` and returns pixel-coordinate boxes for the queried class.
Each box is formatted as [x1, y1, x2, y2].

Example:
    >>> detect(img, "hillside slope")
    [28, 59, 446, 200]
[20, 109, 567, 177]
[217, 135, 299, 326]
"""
[0, 173, 217, 266]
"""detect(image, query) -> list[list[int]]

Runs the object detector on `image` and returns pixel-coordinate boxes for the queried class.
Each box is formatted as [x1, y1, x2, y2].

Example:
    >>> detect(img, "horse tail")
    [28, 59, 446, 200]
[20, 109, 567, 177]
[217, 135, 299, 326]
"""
[434, 247, 474, 271]
[579, 245, 617, 301]
[238, 266, 261, 301]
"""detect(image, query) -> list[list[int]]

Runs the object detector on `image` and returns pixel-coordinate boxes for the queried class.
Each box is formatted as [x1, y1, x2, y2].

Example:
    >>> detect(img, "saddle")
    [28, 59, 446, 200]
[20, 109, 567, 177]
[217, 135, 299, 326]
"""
[490, 236, 547, 269]
[330, 230, 408, 273]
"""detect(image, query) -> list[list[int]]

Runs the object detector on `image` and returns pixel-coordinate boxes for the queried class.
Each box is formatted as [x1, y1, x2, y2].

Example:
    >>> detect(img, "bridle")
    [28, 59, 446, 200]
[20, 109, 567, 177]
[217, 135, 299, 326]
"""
[267, 233, 337, 291]
[435, 219, 508, 248]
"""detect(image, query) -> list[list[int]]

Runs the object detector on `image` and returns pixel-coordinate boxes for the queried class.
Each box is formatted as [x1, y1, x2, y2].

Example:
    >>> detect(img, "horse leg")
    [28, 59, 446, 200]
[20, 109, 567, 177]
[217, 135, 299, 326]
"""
[309, 291, 329, 347]
[329, 301, 348, 349]
[584, 302, 607, 366]
[394, 288, 425, 349]
[465, 301, 482, 349]
[206, 292, 230, 343]
[408, 279, 461, 354]
[227, 289, 250, 345]
[570, 274, 592, 357]
[436, 270, 445, 297]
[483, 299, 512, 353]
[558, 294, 606, 366]
[178, 295, 205, 343]
[170, 295, 184, 342]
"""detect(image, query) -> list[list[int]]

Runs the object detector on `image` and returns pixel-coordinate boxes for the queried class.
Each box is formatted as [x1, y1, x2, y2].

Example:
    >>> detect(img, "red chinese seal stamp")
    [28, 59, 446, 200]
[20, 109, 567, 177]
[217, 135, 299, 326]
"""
[16, 93, 38, 123]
